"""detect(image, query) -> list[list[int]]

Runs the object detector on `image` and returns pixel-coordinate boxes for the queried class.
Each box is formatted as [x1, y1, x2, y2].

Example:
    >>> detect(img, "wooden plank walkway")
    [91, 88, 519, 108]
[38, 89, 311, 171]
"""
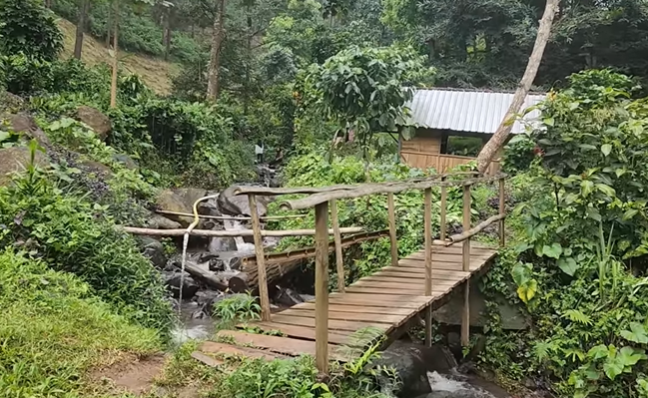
[195, 242, 497, 364]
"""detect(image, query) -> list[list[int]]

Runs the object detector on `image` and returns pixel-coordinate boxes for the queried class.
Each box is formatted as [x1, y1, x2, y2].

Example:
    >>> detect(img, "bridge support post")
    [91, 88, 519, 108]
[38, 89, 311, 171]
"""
[387, 193, 399, 267]
[461, 184, 471, 347]
[248, 194, 271, 322]
[330, 200, 345, 292]
[499, 178, 506, 247]
[314, 201, 330, 374]
[440, 177, 447, 241]
[424, 187, 433, 347]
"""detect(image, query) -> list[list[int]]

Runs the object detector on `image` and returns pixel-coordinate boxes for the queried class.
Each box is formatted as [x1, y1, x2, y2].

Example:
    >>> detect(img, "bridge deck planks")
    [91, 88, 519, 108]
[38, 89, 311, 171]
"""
[194, 242, 497, 364]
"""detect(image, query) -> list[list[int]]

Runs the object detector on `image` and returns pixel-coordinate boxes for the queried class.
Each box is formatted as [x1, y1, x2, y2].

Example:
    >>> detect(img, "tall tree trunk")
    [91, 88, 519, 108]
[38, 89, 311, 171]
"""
[476, 0, 560, 173]
[74, 0, 90, 60]
[206, 0, 226, 101]
[110, 0, 119, 108]
[243, 9, 252, 114]
[105, 5, 112, 47]
[163, 7, 171, 61]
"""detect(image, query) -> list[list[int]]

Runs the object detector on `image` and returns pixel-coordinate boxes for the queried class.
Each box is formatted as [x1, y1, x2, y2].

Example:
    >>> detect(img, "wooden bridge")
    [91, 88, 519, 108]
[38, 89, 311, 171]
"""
[193, 172, 507, 373]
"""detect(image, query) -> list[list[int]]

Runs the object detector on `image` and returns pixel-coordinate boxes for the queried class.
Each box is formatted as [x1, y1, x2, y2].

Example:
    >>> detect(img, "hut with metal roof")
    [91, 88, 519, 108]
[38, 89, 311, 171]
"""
[400, 88, 545, 174]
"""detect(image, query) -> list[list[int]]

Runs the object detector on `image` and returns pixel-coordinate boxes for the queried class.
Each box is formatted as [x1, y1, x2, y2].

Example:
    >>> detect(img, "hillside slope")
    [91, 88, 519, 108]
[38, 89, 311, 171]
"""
[58, 18, 178, 95]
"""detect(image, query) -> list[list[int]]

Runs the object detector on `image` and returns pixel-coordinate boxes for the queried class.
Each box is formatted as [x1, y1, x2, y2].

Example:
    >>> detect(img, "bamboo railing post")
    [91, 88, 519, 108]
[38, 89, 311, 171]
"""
[314, 201, 330, 374]
[499, 178, 506, 247]
[440, 178, 447, 241]
[387, 193, 398, 267]
[461, 184, 472, 347]
[248, 194, 271, 321]
[424, 187, 433, 347]
[330, 200, 345, 292]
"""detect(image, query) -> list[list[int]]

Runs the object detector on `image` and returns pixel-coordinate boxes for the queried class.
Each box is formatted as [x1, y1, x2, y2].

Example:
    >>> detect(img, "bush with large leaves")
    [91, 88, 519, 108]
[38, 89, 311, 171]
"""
[479, 70, 648, 398]
[298, 45, 433, 150]
[0, 0, 63, 60]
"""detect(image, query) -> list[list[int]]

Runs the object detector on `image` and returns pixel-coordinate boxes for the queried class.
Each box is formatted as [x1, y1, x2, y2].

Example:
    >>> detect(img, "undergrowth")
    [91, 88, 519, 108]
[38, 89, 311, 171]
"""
[0, 143, 174, 334]
[0, 249, 161, 397]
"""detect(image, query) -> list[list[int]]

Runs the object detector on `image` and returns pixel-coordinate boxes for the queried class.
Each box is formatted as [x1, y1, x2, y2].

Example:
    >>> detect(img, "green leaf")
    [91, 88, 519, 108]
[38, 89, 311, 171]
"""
[558, 257, 578, 276]
[603, 361, 623, 380]
[0, 131, 10, 143]
[622, 209, 638, 221]
[543, 117, 555, 126]
[511, 262, 531, 286]
[588, 344, 609, 360]
[618, 346, 645, 367]
[596, 184, 616, 197]
[542, 243, 563, 259]
[620, 322, 648, 344]
[601, 144, 612, 156]
[581, 180, 594, 196]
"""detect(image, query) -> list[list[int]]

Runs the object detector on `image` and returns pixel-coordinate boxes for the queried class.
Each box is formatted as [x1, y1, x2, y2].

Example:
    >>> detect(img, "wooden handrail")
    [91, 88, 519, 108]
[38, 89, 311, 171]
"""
[122, 226, 363, 237]
[280, 174, 506, 211]
[233, 171, 483, 196]
[446, 214, 507, 244]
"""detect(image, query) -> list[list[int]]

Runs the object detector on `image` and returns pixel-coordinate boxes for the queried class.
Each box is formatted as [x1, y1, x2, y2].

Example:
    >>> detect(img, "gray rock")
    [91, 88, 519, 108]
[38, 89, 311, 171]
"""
[373, 345, 432, 397]
[113, 153, 138, 169]
[218, 185, 268, 217]
[0, 146, 48, 187]
[155, 187, 209, 227]
[76, 106, 111, 141]
[9, 113, 52, 148]
[165, 272, 200, 299]
[146, 214, 182, 230]
[0, 91, 25, 113]
[208, 237, 238, 252]
[139, 236, 167, 269]
[275, 288, 304, 307]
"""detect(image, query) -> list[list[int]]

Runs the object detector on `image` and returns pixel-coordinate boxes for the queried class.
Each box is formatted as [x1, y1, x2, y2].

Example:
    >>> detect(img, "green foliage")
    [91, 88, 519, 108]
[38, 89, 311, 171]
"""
[210, 353, 391, 398]
[0, 0, 63, 61]
[300, 45, 433, 152]
[479, 70, 648, 398]
[0, 55, 110, 96]
[0, 147, 173, 333]
[0, 249, 161, 397]
[213, 294, 261, 322]
[502, 134, 537, 174]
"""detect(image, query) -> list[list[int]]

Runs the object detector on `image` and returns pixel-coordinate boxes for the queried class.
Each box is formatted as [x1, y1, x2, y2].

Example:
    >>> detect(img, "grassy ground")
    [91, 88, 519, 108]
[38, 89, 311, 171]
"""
[0, 250, 164, 397]
[58, 18, 179, 95]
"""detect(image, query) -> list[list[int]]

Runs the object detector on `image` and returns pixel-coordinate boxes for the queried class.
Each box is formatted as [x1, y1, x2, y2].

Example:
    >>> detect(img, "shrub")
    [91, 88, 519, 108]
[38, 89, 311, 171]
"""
[0, 147, 173, 333]
[0, 0, 63, 60]
[502, 134, 536, 174]
[478, 70, 648, 397]
[0, 249, 162, 396]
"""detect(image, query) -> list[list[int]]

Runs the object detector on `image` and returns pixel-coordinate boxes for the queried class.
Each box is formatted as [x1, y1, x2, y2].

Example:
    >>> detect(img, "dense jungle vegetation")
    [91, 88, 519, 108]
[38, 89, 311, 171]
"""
[3, 0, 648, 397]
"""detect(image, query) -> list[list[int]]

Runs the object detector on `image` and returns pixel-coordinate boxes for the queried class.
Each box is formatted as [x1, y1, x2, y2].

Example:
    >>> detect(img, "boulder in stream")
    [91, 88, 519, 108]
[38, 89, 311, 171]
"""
[218, 185, 269, 217]
[155, 187, 212, 227]
[139, 237, 167, 268]
[373, 345, 432, 397]
[275, 287, 304, 307]
[164, 271, 200, 299]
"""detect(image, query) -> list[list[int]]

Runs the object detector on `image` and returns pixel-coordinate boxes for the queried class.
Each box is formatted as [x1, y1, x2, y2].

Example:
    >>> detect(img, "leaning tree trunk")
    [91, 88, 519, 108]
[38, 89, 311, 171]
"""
[74, 0, 90, 60]
[476, 0, 560, 174]
[206, 0, 226, 101]
[110, 0, 119, 108]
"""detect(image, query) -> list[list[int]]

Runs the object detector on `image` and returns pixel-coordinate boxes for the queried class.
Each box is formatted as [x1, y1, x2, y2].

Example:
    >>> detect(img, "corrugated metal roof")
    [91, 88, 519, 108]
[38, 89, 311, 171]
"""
[406, 88, 546, 134]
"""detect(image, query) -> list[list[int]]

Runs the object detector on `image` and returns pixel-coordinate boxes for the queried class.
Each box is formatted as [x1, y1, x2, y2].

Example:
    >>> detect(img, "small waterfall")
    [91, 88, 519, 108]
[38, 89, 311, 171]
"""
[424, 372, 500, 398]
[223, 219, 256, 254]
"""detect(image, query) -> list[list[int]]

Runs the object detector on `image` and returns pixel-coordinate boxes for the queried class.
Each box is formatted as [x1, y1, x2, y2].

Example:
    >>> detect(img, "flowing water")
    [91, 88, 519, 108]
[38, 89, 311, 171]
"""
[223, 219, 255, 253]
[420, 371, 509, 398]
